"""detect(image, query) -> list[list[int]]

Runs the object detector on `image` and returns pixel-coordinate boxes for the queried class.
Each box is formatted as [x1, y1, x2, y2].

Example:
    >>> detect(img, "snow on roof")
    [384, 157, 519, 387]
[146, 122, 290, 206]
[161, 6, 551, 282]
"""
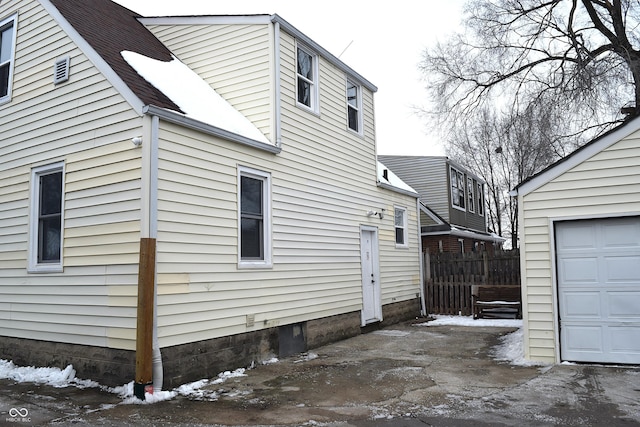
[377, 161, 418, 195]
[121, 51, 270, 144]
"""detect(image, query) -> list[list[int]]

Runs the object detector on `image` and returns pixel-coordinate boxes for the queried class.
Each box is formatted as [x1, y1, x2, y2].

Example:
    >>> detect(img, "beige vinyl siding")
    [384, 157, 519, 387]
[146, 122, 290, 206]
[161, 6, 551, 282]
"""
[146, 23, 273, 141]
[0, 0, 143, 350]
[520, 131, 640, 363]
[153, 27, 419, 347]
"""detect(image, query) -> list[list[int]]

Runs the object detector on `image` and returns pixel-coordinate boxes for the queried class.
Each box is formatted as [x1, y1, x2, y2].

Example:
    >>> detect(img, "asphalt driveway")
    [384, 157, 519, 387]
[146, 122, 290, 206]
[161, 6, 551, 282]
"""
[1, 319, 639, 426]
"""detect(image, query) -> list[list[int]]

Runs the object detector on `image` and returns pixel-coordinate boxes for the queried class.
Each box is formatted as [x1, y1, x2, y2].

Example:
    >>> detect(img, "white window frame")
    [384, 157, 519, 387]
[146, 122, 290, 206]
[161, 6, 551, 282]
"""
[346, 78, 362, 134]
[0, 14, 18, 105]
[29, 162, 65, 273]
[295, 43, 319, 113]
[467, 177, 475, 213]
[238, 166, 272, 269]
[450, 167, 466, 211]
[394, 206, 408, 248]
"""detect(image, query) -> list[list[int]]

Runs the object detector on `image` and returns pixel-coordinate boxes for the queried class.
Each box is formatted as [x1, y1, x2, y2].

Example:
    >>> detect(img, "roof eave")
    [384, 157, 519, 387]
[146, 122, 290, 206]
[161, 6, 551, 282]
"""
[144, 105, 281, 154]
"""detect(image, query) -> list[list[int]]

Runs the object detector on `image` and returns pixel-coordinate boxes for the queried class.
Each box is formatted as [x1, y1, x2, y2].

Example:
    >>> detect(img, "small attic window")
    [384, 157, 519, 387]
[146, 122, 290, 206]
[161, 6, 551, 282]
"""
[53, 56, 70, 84]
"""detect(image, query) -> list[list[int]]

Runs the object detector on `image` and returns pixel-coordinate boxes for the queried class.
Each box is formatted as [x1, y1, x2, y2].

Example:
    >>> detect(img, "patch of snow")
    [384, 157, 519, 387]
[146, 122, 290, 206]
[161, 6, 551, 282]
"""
[262, 357, 279, 365]
[0, 359, 98, 389]
[121, 51, 270, 144]
[417, 314, 522, 328]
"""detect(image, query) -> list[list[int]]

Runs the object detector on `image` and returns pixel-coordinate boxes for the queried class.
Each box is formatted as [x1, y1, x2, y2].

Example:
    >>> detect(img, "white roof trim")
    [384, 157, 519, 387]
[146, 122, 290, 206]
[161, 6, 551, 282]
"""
[40, 0, 145, 115]
[422, 227, 506, 243]
[419, 202, 445, 225]
[144, 105, 281, 154]
[512, 115, 640, 197]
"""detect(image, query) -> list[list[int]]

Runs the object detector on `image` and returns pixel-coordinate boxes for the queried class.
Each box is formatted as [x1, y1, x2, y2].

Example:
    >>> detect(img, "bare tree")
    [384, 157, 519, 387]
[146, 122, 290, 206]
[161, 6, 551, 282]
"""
[421, 0, 640, 144]
[420, 0, 640, 246]
[447, 103, 565, 248]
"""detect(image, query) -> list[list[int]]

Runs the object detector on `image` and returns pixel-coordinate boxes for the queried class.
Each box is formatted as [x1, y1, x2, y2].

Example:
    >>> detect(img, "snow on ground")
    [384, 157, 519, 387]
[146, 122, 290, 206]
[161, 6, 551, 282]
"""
[0, 315, 542, 404]
[417, 315, 548, 367]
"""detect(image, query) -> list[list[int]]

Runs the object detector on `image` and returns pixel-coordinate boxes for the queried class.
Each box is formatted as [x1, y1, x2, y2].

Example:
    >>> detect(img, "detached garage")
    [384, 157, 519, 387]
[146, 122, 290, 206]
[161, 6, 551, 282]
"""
[512, 115, 640, 365]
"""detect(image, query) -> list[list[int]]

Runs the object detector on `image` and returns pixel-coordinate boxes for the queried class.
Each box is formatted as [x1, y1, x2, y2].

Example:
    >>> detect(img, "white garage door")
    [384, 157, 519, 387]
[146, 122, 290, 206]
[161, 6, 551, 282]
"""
[556, 217, 640, 364]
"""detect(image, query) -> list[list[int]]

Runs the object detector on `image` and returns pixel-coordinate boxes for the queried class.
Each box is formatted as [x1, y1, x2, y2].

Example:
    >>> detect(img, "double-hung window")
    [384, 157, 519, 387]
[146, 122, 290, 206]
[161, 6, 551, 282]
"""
[0, 14, 17, 104]
[467, 177, 475, 213]
[346, 79, 361, 133]
[29, 163, 64, 272]
[296, 44, 318, 112]
[394, 207, 408, 247]
[450, 167, 465, 210]
[238, 167, 272, 268]
[476, 182, 484, 216]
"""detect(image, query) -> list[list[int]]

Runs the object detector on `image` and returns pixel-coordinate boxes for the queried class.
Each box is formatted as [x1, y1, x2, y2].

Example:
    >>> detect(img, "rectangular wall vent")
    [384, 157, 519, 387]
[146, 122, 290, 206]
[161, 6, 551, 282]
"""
[53, 56, 70, 84]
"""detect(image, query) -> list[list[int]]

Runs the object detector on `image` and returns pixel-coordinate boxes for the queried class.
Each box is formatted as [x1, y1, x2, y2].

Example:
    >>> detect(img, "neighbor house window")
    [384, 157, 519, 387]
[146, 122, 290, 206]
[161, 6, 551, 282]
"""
[296, 45, 318, 111]
[467, 177, 475, 213]
[394, 207, 408, 247]
[477, 182, 484, 216]
[450, 167, 465, 210]
[0, 14, 17, 104]
[346, 79, 361, 133]
[29, 163, 64, 272]
[238, 167, 272, 267]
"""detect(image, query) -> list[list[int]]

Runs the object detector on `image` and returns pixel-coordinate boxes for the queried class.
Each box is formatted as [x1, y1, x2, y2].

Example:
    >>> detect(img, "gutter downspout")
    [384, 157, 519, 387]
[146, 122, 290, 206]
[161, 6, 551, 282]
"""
[273, 19, 282, 148]
[150, 115, 162, 393]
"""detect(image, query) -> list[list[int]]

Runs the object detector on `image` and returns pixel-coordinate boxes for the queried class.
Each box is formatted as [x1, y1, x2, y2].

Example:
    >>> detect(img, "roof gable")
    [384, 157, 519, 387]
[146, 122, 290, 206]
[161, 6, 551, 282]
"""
[512, 115, 640, 196]
[46, 0, 180, 112]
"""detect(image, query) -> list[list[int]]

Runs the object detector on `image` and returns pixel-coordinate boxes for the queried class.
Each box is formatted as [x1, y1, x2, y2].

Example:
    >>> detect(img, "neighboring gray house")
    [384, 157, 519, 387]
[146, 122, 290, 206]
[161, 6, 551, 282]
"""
[378, 155, 504, 253]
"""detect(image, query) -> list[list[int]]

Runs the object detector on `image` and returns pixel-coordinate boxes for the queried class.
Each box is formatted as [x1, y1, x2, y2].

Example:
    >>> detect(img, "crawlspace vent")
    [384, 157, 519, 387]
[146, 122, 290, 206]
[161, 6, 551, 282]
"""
[53, 56, 70, 84]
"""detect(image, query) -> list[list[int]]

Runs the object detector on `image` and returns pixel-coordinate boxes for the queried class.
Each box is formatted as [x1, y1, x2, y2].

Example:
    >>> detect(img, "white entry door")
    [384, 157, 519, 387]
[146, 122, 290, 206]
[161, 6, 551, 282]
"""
[360, 227, 382, 325]
[556, 217, 640, 364]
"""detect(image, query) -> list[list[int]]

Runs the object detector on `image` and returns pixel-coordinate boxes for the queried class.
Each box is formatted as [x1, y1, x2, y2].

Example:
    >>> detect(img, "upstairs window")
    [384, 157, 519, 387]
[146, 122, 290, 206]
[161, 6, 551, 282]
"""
[450, 167, 465, 210]
[467, 177, 475, 213]
[477, 182, 484, 216]
[394, 207, 408, 247]
[296, 45, 318, 112]
[346, 79, 361, 133]
[29, 163, 64, 272]
[0, 14, 17, 104]
[238, 167, 272, 268]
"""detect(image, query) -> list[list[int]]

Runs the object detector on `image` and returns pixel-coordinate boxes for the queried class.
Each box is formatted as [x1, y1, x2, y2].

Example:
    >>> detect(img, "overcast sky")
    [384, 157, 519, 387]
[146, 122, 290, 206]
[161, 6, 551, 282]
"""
[114, 1, 466, 156]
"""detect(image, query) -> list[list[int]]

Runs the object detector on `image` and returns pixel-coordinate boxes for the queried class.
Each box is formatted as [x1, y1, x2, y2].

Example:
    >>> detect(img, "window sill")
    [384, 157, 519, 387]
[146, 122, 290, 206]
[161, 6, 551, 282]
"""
[28, 264, 63, 274]
[238, 261, 273, 270]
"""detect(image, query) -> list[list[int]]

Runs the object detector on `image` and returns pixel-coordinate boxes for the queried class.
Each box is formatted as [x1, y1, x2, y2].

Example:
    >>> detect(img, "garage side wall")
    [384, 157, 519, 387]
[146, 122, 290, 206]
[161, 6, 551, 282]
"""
[520, 132, 640, 363]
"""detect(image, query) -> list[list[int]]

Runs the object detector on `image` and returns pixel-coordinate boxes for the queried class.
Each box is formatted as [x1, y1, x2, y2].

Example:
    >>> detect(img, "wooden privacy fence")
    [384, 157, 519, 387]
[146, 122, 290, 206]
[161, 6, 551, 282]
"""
[424, 250, 520, 316]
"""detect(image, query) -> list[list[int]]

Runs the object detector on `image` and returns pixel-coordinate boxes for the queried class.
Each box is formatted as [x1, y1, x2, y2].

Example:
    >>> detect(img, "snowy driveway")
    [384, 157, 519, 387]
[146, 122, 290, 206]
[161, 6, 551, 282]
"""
[1, 317, 640, 426]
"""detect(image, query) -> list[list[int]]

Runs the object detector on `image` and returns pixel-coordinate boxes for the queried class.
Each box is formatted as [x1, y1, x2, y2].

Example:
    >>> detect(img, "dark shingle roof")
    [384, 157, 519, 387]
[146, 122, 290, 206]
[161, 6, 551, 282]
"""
[50, 0, 182, 112]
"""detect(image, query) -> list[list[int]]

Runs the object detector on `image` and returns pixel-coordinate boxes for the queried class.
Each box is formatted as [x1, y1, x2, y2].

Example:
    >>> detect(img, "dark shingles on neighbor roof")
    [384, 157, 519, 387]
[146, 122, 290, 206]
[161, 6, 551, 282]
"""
[49, 0, 182, 112]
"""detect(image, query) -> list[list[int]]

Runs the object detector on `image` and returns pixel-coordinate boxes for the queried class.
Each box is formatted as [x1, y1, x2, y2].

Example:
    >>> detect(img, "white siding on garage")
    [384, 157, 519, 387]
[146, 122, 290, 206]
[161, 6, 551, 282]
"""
[520, 129, 640, 363]
[0, 0, 144, 350]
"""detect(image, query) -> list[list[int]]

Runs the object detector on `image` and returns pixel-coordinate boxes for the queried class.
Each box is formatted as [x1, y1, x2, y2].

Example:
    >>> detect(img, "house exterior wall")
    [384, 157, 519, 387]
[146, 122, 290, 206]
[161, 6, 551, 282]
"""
[0, 0, 144, 354]
[152, 27, 421, 350]
[145, 21, 274, 142]
[0, 3, 420, 385]
[519, 131, 640, 363]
